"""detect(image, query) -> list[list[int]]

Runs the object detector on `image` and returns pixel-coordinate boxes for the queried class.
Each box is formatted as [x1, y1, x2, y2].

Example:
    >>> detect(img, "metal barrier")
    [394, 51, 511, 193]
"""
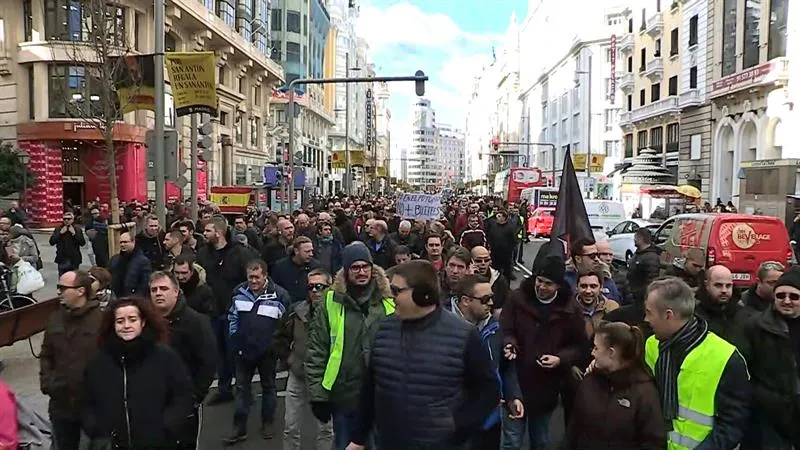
[0, 297, 60, 347]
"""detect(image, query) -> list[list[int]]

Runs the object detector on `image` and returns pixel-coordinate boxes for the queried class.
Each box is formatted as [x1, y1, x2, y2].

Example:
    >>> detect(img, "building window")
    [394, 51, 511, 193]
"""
[216, 0, 235, 27]
[605, 48, 612, 63]
[23, 0, 33, 41]
[238, 77, 245, 94]
[743, 0, 761, 69]
[604, 109, 618, 131]
[627, 56, 633, 72]
[666, 123, 679, 152]
[624, 133, 634, 158]
[271, 8, 281, 31]
[628, 18, 633, 33]
[235, 164, 247, 185]
[604, 140, 619, 157]
[627, 94, 632, 111]
[688, 15, 698, 46]
[219, 111, 228, 125]
[650, 126, 664, 153]
[48, 64, 104, 119]
[768, 0, 788, 59]
[689, 66, 698, 88]
[654, 39, 661, 57]
[668, 76, 678, 95]
[236, 0, 253, 41]
[286, 42, 301, 62]
[45, 0, 126, 45]
[249, 116, 259, 147]
[670, 28, 679, 56]
[639, 48, 646, 72]
[303, 14, 308, 36]
[651, 83, 661, 102]
[637, 130, 648, 151]
[253, 85, 261, 106]
[721, 0, 737, 76]
[287, 11, 301, 33]
[165, 32, 177, 52]
[235, 112, 243, 142]
[690, 134, 702, 160]
[640, 89, 646, 106]
[28, 66, 35, 120]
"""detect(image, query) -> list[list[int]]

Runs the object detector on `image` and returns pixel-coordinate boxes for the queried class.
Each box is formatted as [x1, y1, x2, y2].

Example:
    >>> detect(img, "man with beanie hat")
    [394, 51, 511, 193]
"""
[305, 241, 394, 449]
[499, 255, 586, 450]
[739, 267, 800, 449]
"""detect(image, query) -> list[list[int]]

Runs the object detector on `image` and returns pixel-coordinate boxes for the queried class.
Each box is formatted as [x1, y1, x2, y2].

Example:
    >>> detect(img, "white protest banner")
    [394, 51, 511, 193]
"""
[398, 193, 442, 220]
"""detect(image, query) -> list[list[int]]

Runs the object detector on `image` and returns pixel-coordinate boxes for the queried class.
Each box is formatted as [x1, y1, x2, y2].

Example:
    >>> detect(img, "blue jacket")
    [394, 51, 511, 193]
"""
[228, 279, 291, 361]
[479, 317, 522, 430]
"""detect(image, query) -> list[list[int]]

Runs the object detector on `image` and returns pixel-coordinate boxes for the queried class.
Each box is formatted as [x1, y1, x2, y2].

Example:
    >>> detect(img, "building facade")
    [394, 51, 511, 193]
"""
[437, 124, 466, 188]
[407, 98, 437, 187]
[4, 0, 283, 225]
[709, 0, 790, 217]
[619, 0, 683, 185]
[373, 80, 391, 192]
[518, 0, 628, 192]
[464, 61, 498, 190]
[676, 0, 713, 198]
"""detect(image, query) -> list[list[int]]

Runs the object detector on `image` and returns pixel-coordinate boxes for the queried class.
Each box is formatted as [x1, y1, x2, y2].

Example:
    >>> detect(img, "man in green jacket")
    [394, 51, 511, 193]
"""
[305, 241, 394, 449]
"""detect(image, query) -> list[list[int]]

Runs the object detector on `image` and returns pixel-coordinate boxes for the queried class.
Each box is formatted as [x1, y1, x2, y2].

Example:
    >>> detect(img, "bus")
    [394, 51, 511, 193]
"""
[493, 167, 546, 203]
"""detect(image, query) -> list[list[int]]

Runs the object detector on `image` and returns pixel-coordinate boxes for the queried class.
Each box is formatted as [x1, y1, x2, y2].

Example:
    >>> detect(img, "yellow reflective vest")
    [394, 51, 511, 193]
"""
[321, 290, 395, 390]
[644, 332, 736, 450]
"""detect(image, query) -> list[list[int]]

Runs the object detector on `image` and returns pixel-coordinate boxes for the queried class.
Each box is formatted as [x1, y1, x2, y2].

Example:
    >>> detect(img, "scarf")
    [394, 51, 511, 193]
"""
[655, 316, 709, 423]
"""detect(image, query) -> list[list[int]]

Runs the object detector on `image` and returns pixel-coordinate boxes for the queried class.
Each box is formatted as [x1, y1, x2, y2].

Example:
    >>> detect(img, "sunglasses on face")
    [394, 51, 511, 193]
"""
[775, 292, 800, 301]
[467, 294, 494, 304]
[57, 284, 80, 292]
[307, 283, 329, 292]
[581, 253, 600, 260]
[472, 258, 491, 264]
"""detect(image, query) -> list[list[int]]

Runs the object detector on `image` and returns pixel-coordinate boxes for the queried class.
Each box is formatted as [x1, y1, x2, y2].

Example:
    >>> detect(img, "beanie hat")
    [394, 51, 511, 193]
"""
[342, 241, 373, 270]
[535, 255, 566, 286]
[774, 267, 800, 291]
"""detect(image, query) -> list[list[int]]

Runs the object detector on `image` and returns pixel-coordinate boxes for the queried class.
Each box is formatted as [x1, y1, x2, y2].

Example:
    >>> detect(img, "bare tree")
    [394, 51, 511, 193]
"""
[49, 0, 145, 224]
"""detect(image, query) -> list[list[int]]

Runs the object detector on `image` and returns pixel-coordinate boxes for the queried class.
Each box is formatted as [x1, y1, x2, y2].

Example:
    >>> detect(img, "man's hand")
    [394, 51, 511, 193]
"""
[584, 359, 597, 376]
[537, 354, 560, 369]
[60, 226, 68, 234]
[508, 399, 524, 419]
[345, 444, 365, 450]
[503, 343, 517, 360]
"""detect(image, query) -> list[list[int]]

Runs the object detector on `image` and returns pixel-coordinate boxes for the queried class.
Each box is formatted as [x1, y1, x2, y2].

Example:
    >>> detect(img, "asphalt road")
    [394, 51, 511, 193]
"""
[198, 239, 566, 450]
[2, 238, 564, 449]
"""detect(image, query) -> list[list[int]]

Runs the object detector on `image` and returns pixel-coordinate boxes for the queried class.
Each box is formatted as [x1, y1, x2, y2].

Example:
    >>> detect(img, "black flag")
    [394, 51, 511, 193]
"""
[537, 148, 593, 264]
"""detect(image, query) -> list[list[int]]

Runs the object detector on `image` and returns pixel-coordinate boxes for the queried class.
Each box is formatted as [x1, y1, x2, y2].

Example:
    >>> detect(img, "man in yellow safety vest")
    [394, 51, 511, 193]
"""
[643, 277, 751, 450]
[305, 241, 394, 449]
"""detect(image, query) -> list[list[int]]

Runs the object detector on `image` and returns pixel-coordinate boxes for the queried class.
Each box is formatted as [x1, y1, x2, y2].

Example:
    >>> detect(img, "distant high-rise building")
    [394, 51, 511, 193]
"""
[406, 99, 465, 189]
[437, 125, 466, 187]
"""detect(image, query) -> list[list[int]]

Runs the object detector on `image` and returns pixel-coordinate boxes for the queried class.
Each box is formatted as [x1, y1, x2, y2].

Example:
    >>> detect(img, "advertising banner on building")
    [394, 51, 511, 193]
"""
[110, 54, 156, 114]
[165, 52, 218, 117]
[366, 89, 374, 156]
[398, 193, 442, 220]
[572, 154, 606, 172]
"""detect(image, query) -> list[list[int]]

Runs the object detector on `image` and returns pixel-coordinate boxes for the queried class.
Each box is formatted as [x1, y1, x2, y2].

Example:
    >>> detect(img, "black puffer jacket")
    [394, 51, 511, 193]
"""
[135, 231, 166, 271]
[196, 241, 250, 316]
[109, 249, 152, 298]
[82, 331, 194, 449]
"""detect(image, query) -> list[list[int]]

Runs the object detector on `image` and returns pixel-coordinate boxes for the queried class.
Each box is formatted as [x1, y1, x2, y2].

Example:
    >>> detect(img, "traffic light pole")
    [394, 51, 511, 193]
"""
[153, 0, 166, 228]
[190, 113, 199, 222]
[286, 70, 427, 212]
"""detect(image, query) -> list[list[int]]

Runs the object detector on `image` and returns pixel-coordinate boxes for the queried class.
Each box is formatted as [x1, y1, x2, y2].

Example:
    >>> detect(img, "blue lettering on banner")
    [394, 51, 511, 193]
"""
[398, 193, 442, 220]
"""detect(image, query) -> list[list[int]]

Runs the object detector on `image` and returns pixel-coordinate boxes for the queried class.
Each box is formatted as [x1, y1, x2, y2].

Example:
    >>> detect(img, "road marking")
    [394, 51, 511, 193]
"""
[209, 370, 288, 389]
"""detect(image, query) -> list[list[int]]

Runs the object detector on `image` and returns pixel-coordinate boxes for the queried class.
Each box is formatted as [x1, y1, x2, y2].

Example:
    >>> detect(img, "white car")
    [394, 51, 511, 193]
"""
[606, 219, 663, 262]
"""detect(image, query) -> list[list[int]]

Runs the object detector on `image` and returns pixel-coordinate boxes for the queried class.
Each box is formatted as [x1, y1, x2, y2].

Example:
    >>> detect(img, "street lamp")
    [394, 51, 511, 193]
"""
[16, 150, 29, 208]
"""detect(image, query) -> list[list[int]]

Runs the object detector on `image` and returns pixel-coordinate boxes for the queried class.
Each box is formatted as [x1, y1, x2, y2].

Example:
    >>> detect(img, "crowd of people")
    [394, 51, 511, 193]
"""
[0, 193, 798, 450]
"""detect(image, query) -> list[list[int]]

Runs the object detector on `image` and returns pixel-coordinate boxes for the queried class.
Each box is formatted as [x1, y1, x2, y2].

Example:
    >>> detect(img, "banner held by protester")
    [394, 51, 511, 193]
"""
[398, 193, 442, 220]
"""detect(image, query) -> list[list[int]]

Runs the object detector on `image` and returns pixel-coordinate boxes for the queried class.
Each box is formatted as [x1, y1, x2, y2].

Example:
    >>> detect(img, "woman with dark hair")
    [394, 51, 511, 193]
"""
[560, 321, 666, 450]
[82, 296, 193, 449]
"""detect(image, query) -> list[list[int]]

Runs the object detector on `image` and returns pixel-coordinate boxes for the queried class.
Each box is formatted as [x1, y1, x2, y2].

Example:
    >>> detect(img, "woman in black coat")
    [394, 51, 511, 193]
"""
[82, 296, 193, 449]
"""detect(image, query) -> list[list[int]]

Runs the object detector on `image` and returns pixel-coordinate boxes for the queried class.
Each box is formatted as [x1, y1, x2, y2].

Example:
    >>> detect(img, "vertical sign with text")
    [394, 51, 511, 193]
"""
[610, 35, 617, 104]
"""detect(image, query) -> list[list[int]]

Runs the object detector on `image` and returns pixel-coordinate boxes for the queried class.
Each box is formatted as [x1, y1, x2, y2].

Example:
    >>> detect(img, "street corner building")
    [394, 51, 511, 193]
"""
[0, 0, 285, 227]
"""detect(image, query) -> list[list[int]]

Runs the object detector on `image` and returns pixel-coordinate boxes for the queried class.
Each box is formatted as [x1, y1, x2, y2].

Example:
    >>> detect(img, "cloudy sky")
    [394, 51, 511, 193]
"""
[355, 0, 525, 161]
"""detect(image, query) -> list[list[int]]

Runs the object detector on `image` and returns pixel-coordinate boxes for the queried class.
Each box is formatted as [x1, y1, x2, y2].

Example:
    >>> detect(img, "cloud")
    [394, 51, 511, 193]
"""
[357, 1, 499, 129]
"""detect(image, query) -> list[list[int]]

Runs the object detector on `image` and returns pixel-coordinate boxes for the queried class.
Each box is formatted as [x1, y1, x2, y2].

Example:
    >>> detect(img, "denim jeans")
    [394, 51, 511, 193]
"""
[233, 353, 277, 428]
[332, 409, 374, 450]
[500, 410, 553, 450]
[211, 315, 233, 395]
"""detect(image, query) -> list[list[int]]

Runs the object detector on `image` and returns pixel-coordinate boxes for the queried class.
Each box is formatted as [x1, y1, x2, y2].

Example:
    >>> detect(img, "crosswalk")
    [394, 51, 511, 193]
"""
[209, 370, 290, 397]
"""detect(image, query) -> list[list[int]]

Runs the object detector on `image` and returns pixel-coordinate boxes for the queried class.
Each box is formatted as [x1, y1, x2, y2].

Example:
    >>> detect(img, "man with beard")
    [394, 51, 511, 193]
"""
[470, 246, 510, 316]
[695, 265, 748, 344]
[173, 256, 215, 318]
[388, 221, 421, 257]
[262, 218, 295, 266]
[136, 214, 167, 270]
[459, 214, 487, 250]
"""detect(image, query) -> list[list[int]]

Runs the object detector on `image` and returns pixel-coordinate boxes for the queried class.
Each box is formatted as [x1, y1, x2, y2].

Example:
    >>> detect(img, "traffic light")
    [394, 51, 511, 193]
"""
[197, 120, 213, 157]
[414, 70, 426, 96]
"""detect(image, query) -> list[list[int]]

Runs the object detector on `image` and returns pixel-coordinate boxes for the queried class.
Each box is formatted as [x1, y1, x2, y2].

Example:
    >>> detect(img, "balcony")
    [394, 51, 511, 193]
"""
[630, 96, 680, 122]
[619, 111, 632, 127]
[642, 57, 664, 82]
[679, 88, 702, 108]
[645, 12, 663, 37]
[617, 72, 635, 93]
[617, 33, 634, 55]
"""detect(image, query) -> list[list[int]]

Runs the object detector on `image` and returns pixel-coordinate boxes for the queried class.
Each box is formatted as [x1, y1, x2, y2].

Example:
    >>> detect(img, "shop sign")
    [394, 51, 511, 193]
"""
[72, 122, 96, 132]
[709, 61, 774, 98]
[63, 175, 84, 183]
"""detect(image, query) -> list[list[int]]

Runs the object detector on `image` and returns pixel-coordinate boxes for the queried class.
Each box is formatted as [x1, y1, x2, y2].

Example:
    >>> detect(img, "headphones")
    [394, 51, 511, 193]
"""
[411, 284, 438, 307]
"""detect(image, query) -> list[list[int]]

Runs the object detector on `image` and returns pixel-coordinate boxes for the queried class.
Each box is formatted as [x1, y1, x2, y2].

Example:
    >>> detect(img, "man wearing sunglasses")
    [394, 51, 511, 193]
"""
[450, 274, 524, 449]
[738, 267, 800, 449]
[274, 268, 334, 450]
[565, 238, 623, 304]
[305, 241, 394, 449]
